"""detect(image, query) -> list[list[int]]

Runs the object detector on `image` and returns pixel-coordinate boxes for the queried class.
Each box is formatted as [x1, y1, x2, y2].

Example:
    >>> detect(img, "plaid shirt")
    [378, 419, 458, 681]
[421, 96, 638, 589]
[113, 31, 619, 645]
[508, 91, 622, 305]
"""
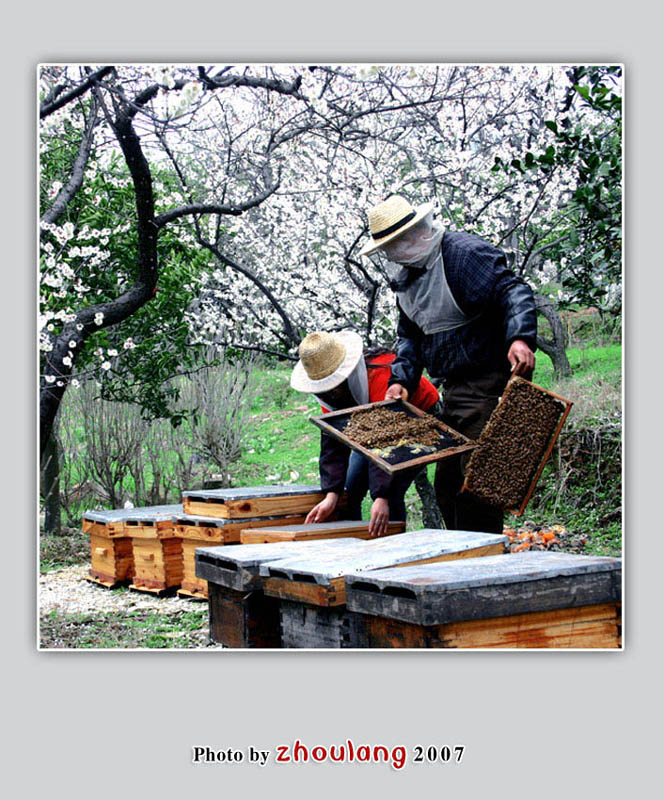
[389, 231, 537, 394]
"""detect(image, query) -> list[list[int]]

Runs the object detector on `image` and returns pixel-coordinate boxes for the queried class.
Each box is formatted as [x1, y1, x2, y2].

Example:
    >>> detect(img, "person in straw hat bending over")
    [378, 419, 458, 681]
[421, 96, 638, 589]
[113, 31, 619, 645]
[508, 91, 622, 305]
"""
[290, 331, 440, 536]
[360, 194, 537, 535]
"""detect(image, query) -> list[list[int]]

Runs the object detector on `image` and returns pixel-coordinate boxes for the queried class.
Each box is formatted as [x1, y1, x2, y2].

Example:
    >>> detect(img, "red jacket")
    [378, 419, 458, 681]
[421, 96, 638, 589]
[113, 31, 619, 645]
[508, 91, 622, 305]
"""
[365, 352, 439, 410]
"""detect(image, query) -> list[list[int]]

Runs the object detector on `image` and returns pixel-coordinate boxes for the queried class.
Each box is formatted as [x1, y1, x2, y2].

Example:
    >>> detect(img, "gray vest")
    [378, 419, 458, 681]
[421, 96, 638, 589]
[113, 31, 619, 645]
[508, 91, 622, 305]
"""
[389, 240, 477, 335]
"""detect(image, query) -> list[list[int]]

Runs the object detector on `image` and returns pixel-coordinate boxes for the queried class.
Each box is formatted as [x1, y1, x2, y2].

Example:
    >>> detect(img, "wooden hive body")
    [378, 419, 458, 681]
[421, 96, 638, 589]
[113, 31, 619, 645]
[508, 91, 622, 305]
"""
[86, 532, 134, 587]
[119, 505, 183, 594]
[344, 552, 622, 649]
[174, 513, 307, 599]
[82, 505, 177, 588]
[347, 603, 621, 648]
[263, 530, 508, 648]
[195, 538, 364, 647]
[262, 529, 507, 608]
[181, 484, 342, 519]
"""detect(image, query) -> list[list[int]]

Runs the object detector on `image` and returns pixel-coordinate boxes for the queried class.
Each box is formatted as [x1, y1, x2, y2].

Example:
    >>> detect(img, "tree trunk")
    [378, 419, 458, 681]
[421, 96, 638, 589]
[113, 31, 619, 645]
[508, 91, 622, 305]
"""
[534, 293, 573, 379]
[41, 433, 61, 536]
[414, 470, 445, 529]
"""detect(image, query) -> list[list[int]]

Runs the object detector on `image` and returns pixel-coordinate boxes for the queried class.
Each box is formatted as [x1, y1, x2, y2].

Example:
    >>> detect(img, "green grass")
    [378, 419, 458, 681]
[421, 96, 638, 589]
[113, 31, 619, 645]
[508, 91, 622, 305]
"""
[40, 608, 211, 649]
[532, 344, 621, 390]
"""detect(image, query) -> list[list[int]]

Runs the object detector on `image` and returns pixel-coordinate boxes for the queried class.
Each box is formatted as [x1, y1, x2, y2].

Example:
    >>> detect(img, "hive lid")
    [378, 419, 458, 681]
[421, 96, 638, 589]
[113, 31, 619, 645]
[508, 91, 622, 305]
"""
[174, 512, 304, 527]
[181, 484, 322, 500]
[259, 529, 507, 584]
[345, 552, 622, 625]
[245, 520, 402, 534]
[195, 537, 364, 590]
[82, 504, 183, 523]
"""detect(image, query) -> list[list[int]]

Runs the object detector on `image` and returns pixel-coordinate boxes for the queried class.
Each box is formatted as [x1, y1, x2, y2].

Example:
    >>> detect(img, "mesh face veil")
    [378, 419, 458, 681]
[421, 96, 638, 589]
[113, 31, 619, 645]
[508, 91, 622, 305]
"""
[379, 211, 444, 265]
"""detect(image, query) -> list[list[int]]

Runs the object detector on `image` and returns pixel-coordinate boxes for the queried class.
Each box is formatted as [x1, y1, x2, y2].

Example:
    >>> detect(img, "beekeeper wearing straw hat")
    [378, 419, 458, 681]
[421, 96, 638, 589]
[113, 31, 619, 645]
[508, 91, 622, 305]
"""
[291, 330, 440, 536]
[360, 194, 537, 534]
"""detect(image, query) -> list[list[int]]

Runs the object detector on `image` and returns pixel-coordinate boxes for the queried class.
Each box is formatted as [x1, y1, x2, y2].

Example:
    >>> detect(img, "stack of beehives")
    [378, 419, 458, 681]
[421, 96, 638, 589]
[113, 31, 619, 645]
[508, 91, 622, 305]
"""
[174, 485, 332, 599]
[82, 505, 183, 592]
[196, 532, 622, 649]
[81, 484, 404, 598]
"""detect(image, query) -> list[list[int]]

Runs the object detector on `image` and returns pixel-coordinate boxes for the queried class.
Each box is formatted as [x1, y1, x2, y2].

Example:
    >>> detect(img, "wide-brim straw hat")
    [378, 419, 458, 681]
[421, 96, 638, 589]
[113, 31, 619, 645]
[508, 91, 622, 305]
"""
[360, 195, 434, 256]
[290, 330, 364, 393]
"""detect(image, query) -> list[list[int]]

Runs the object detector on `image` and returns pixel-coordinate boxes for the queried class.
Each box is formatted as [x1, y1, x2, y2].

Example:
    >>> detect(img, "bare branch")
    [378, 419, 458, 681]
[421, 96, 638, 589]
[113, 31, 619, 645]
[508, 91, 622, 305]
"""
[40, 66, 114, 118]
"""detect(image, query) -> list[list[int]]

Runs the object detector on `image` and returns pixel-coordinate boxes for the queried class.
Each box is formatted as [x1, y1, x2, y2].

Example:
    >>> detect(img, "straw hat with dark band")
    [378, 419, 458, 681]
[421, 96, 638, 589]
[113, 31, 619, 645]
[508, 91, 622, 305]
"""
[359, 195, 433, 256]
[290, 331, 364, 393]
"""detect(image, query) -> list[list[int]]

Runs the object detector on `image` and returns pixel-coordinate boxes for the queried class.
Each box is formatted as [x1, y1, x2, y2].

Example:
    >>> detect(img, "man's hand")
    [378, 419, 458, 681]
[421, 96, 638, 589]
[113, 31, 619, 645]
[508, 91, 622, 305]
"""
[385, 383, 409, 402]
[368, 497, 390, 537]
[305, 492, 339, 524]
[507, 340, 535, 377]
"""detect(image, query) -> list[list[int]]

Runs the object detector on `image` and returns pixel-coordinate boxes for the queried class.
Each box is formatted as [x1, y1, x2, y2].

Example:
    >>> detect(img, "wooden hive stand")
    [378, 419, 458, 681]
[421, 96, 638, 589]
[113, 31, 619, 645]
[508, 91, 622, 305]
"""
[344, 552, 622, 649]
[82, 509, 136, 588]
[259, 529, 508, 648]
[195, 538, 364, 647]
[122, 505, 184, 595]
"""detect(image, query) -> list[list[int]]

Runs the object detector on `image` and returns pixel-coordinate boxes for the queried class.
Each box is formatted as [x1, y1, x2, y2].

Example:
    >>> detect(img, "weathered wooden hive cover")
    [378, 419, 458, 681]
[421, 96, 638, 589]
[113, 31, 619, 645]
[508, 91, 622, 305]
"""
[260, 530, 508, 587]
[182, 484, 322, 500]
[175, 512, 305, 531]
[196, 538, 365, 592]
[83, 505, 183, 523]
[345, 552, 622, 626]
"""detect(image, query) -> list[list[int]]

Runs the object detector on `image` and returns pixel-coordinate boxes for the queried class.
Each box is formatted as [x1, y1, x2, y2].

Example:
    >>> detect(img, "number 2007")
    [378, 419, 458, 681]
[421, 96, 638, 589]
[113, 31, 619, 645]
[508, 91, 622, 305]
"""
[413, 745, 465, 763]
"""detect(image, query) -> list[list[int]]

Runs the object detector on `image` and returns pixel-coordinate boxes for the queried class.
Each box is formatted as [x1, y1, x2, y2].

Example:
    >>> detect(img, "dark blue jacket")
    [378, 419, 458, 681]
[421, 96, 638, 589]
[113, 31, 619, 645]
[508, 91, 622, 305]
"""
[389, 231, 537, 394]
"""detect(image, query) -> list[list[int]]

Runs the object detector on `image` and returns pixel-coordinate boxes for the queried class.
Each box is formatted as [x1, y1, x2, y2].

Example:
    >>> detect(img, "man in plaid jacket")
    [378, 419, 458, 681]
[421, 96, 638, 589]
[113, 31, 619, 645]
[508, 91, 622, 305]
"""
[360, 195, 537, 533]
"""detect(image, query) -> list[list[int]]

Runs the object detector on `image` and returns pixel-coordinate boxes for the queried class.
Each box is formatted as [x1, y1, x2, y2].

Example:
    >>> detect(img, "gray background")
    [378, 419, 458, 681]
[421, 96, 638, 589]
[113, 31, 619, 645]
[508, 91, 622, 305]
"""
[5, 3, 659, 796]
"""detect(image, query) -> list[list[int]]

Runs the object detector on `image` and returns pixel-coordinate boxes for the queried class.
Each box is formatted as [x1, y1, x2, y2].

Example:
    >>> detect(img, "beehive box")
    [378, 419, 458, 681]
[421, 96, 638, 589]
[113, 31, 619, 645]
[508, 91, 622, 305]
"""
[240, 519, 405, 544]
[462, 376, 573, 515]
[344, 552, 622, 649]
[82, 508, 135, 588]
[82, 505, 180, 588]
[123, 505, 184, 594]
[262, 529, 508, 608]
[181, 484, 340, 519]
[309, 399, 475, 474]
[265, 530, 508, 648]
[174, 512, 308, 599]
[196, 538, 363, 647]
